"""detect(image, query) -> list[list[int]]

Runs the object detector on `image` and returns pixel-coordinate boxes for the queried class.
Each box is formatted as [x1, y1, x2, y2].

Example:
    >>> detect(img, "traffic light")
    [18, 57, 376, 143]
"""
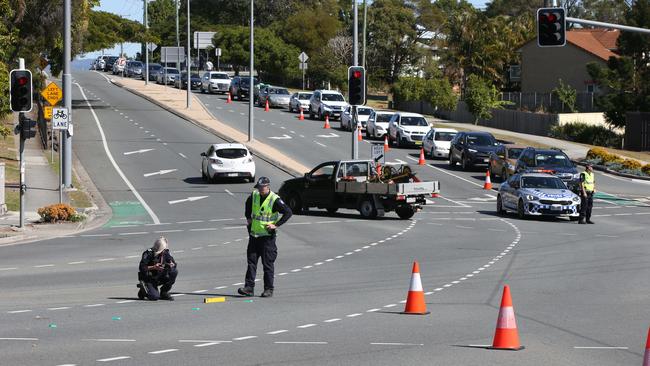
[9, 69, 33, 112]
[348, 66, 366, 106]
[19, 114, 37, 140]
[537, 7, 566, 47]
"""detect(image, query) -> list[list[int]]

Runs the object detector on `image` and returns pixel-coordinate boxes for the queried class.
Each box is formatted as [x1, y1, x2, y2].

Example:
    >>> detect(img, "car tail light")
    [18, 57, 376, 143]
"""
[210, 158, 223, 164]
[396, 195, 405, 201]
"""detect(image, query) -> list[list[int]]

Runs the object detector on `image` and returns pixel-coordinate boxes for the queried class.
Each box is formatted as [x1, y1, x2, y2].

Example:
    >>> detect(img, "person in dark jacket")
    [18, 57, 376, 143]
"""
[237, 177, 292, 298]
[138, 237, 178, 301]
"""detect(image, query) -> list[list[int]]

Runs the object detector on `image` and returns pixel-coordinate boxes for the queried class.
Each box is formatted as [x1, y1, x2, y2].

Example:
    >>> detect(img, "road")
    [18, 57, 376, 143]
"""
[0, 71, 648, 366]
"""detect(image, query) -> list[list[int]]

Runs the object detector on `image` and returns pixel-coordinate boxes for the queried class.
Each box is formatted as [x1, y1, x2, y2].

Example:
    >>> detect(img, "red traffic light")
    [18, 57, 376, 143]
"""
[353, 70, 362, 79]
[17, 76, 29, 86]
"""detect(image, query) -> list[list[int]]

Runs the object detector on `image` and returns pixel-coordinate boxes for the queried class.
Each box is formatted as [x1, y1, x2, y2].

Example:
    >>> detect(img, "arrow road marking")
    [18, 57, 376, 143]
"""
[168, 196, 209, 205]
[316, 132, 339, 138]
[268, 134, 292, 140]
[143, 169, 177, 177]
[124, 149, 156, 155]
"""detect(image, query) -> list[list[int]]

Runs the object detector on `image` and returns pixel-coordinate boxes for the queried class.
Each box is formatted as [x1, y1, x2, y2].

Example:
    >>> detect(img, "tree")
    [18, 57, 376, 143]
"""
[278, 4, 340, 56]
[581, 0, 629, 24]
[464, 74, 509, 125]
[553, 79, 577, 113]
[308, 33, 351, 90]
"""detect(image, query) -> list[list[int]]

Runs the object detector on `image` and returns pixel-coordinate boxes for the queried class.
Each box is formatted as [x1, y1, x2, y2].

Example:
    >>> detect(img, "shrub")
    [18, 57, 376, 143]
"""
[0, 125, 11, 139]
[622, 159, 642, 170]
[37, 203, 77, 223]
[643, 164, 650, 176]
[551, 123, 622, 148]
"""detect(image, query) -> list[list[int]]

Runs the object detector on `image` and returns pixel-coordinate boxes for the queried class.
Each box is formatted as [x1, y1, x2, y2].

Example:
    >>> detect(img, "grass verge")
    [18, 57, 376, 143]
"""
[0, 117, 19, 211]
[44, 149, 93, 209]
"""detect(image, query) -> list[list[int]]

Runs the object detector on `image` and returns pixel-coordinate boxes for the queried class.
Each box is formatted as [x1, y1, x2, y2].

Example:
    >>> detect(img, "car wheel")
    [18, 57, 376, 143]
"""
[326, 207, 338, 215]
[461, 154, 469, 170]
[449, 154, 456, 167]
[286, 192, 303, 214]
[365, 128, 370, 138]
[496, 195, 505, 215]
[201, 167, 208, 182]
[517, 199, 526, 220]
[358, 198, 378, 219]
[309, 107, 314, 119]
[396, 134, 402, 148]
[429, 148, 435, 159]
[395, 205, 415, 220]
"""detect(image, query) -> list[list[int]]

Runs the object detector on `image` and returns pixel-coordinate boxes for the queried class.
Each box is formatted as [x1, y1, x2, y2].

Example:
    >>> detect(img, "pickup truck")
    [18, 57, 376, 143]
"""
[278, 160, 440, 220]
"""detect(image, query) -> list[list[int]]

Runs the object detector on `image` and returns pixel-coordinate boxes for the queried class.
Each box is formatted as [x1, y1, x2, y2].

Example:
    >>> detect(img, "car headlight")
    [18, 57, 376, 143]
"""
[573, 173, 581, 180]
[525, 194, 538, 201]
[322, 104, 332, 110]
[572, 196, 580, 202]
[468, 148, 478, 153]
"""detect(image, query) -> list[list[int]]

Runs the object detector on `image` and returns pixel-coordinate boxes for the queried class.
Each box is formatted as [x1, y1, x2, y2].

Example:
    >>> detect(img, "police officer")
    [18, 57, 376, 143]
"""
[578, 164, 595, 224]
[238, 177, 292, 298]
[138, 237, 178, 301]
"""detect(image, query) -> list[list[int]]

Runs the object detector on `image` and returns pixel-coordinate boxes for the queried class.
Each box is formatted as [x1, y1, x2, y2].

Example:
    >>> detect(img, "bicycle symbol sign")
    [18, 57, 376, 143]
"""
[52, 107, 69, 130]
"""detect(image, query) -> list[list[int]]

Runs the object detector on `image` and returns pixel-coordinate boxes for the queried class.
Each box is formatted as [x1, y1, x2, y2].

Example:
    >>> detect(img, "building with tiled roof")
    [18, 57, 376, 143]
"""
[518, 29, 620, 93]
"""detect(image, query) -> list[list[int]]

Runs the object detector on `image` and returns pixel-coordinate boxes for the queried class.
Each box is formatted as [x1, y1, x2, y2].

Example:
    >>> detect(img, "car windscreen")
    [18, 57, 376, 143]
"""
[521, 176, 567, 189]
[376, 113, 394, 122]
[434, 132, 456, 141]
[149, 64, 162, 70]
[298, 93, 312, 100]
[507, 147, 524, 159]
[131, 62, 143, 67]
[211, 73, 229, 79]
[534, 153, 572, 167]
[166, 69, 179, 74]
[215, 148, 248, 159]
[322, 93, 344, 101]
[240, 78, 259, 86]
[191, 74, 200, 78]
[107, 56, 118, 62]
[400, 117, 428, 126]
[358, 108, 372, 115]
[467, 135, 496, 146]
[270, 88, 290, 95]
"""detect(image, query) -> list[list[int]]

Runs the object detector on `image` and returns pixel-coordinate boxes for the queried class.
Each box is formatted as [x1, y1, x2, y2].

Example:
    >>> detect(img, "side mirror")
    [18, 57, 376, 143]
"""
[200, 152, 206, 157]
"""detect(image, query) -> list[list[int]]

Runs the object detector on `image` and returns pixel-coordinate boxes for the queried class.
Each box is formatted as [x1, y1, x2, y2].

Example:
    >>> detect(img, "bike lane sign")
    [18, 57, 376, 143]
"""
[52, 107, 69, 130]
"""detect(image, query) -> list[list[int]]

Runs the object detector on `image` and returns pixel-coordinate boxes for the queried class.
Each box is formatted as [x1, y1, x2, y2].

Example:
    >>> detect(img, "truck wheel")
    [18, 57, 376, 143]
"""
[286, 193, 303, 214]
[358, 198, 377, 219]
[326, 207, 338, 215]
[396, 206, 415, 220]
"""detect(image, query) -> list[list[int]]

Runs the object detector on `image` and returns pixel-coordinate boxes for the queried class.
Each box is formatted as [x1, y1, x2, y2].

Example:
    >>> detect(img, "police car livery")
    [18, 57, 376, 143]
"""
[497, 172, 580, 220]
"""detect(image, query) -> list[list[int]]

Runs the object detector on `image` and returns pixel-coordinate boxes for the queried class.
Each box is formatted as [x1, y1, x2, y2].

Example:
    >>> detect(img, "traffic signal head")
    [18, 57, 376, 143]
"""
[537, 7, 566, 47]
[19, 114, 37, 140]
[9, 69, 33, 112]
[348, 66, 366, 106]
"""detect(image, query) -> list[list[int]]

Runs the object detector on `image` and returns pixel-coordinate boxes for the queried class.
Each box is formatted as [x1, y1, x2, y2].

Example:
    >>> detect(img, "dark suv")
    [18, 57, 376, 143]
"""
[228, 76, 259, 100]
[514, 147, 580, 191]
[104, 56, 119, 72]
[449, 131, 500, 170]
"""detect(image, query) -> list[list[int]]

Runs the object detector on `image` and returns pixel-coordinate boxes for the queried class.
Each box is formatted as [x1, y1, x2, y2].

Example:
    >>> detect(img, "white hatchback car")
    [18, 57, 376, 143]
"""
[422, 128, 458, 158]
[387, 112, 431, 148]
[200, 72, 231, 94]
[201, 143, 255, 183]
[340, 106, 374, 131]
[366, 111, 395, 139]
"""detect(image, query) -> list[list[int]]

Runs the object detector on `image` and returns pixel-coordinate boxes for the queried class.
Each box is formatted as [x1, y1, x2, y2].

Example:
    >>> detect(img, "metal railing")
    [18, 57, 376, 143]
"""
[501, 92, 599, 113]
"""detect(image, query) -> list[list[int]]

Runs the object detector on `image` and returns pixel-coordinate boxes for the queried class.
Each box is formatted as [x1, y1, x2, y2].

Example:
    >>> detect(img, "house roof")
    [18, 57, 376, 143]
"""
[566, 29, 620, 61]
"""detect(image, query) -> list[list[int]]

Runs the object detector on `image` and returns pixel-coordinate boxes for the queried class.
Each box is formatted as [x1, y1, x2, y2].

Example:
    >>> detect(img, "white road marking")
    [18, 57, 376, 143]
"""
[573, 346, 629, 350]
[124, 255, 139, 259]
[123, 148, 154, 155]
[383, 304, 397, 308]
[116, 300, 135, 304]
[97, 258, 115, 262]
[84, 304, 105, 307]
[119, 232, 148, 236]
[192, 290, 208, 293]
[80, 234, 110, 237]
[0, 267, 17, 271]
[144, 169, 177, 177]
[0, 338, 38, 341]
[266, 330, 288, 335]
[233, 336, 257, 341]
[148, 349, 178, 354]
[83, 339, 136, 342]
[194, 342, 221, 347]
[297, 324, 317, 329]
[155, 229, 183, 233]
[314, 141, 327, 147]
[75, 83, 160, 224]
[34, 264, 55, 268]
[97, 356, 131, 362]
[323, 318, 341, 323]
[169, 196, 209, 205]
[347, 313, 363, 317]
[225, 189, 234, 196]
[48, 307, 71, 311]
[7, 310, 32, 314]
[190, 228, 217, 232]
[371, 342, 424, 346]
[275, 341, 328, 344]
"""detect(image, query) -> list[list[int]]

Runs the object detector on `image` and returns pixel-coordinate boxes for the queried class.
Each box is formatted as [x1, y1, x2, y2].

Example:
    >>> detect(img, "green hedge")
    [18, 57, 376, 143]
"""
[550, 122, 622, 148]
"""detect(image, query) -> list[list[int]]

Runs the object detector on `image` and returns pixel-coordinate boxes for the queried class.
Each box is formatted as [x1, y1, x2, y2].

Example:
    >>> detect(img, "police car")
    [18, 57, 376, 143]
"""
[497, 172, 580, 220]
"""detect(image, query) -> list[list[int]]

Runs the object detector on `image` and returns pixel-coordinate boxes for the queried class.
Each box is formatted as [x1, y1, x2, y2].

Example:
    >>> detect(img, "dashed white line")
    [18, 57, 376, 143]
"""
[275, 341, 328, 344]
[297, 324, 317, 329]
[266, 330, 288, 335]
[97, 356, 131, 362]
[7, 310, 32, 314]
[323, 318, 341, 323]
[84, 304, 105, 308]
[48, 307, 71, 311]
[148, 349, 178, 354]
[233, 336, 257, 341]
[34, 264, 54, 268]
[347, 313, 363, 317]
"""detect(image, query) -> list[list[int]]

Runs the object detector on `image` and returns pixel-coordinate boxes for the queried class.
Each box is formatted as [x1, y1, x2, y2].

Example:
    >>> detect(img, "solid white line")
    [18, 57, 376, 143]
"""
[97, 356, 131, 362]
[266, 330, 288, 335]
[275, 341, 328, 344]
[7, 310, 32, 314]
[83, 339, 136, 342]
[48, 307, 71, 311]
[438, 195, 471, 208]
[0, 337, 38, 341]
[75, 83, 160, 224]
[148, 349, 178, 354]
[573, 346, 628, 349]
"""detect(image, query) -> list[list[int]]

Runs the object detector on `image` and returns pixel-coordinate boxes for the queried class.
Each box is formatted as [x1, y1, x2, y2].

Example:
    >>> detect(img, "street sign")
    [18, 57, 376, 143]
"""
[193, 31, 216, 49]
[215, 48, 222, 57]
[44, 106, 53, 120]
[371, 144, 385, 164]
[147, 42, 157, 52]
[161, 47, 185, 62]
[299, 52, 309, 63]
[52, 107, 69, 130]
[299, 62, 308, 70]
[41, 82, 62, 106]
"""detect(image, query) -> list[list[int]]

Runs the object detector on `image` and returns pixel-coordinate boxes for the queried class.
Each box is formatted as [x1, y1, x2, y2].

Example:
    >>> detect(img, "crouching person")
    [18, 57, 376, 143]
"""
[138, 237, 178, 301]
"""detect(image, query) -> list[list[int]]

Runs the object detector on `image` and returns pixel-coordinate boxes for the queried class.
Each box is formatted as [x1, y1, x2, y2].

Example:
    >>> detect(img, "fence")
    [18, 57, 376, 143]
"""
[625, 112, 650, 151]
[501, 92, 598, 113]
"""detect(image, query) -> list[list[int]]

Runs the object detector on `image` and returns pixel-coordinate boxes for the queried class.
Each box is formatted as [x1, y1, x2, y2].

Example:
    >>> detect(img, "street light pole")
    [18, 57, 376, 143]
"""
[248, 0, 254, 142]
[186, 0, 191, 109]
[176, 0, 180, 69]
[362, 0, 367, 69]
[62, 0, 72, 187]
[144, 0, 149, 85]
[351, 0, 359, 160]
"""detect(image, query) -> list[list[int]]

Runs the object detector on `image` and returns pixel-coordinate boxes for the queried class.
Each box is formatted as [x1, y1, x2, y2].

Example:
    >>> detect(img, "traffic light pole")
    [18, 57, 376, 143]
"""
[566, 17, 650, 35]
[351, 0, 358, 160]
[62, 0, 72, 188]
[18, 113, 25, 228]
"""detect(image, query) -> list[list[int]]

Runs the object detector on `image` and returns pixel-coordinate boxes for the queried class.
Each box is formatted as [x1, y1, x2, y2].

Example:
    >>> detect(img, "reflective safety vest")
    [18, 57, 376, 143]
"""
[581, 171, 595, 192]
[250, 191, 280, 237]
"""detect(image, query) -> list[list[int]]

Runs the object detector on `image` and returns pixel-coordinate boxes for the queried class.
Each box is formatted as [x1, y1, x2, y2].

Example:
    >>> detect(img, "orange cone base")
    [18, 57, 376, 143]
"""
[403, 291, 429, 315]
[486, 345, 525, 351]
[401, 310, 431, 315]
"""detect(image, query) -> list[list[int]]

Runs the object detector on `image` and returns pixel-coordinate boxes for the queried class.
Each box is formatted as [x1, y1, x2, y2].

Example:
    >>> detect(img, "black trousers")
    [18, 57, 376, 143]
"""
[141, 268, 178, 300]
[245, 235, 278, 290]
[580, 191, 594, 220]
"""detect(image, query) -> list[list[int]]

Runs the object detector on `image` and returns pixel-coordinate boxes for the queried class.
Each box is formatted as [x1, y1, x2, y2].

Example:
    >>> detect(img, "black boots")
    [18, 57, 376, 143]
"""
[238, 287, 254, 297]
[261, 289, 274, 298]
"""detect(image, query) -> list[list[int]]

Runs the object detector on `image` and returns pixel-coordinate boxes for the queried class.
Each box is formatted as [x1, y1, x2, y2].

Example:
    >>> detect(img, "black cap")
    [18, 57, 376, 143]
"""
[254, 176, 270, 188]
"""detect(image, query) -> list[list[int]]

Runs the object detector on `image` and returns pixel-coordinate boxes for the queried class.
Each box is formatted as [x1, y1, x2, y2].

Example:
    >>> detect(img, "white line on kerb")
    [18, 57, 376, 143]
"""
[74, 83, 160, 224]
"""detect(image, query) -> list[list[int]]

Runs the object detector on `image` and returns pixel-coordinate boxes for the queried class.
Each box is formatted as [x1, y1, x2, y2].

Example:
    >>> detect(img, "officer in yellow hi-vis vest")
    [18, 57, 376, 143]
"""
[238, 177, 292, 298]
[578, 164, 595, 224]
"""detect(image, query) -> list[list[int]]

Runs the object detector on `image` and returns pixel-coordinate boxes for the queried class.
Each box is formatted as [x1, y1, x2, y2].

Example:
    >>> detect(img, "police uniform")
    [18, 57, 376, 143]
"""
[579, 169, 595, 224]
[239, 178, 292, 297]
[138, 248, 178, 300]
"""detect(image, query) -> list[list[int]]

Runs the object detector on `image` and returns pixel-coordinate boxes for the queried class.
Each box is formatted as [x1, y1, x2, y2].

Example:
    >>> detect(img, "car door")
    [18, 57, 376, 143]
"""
[450, 133, 464, 161]
[516, 149, 531, 173]
[303, 162, 337, 206]
[492, 145, 505, 173]
[290, 93, 297, 109]
[201, 146, 214, 176]
[423, 130, 433, 153]
[502, 174, 518, 208]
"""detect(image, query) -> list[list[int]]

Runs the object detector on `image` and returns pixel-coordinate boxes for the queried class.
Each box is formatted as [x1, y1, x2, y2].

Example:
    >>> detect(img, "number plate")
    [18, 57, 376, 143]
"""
[228, 173, 238, 177]
[406, 197, 416, 203]
[483, 158, 490, 163]
[550, 205, 562, 211]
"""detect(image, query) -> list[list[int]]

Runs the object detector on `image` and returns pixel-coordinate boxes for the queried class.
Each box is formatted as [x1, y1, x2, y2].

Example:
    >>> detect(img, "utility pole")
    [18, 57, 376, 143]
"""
[362, 0, 367, 69]
[351, 0, 359, 160]
[249, 0, 254, 142]
[144, 0, 149, 85]
[176, 0, 180, 69]
[186, 0, 191, 109]
[62, 0, 72, 187]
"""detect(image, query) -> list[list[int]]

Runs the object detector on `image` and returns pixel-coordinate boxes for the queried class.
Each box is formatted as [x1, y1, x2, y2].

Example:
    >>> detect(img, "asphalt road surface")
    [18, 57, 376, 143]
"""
[1, 71, 648, 366]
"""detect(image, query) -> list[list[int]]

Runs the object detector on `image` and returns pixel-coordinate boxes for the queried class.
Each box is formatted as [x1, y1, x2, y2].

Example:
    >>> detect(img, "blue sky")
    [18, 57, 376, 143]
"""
[82, 0, 489, 59]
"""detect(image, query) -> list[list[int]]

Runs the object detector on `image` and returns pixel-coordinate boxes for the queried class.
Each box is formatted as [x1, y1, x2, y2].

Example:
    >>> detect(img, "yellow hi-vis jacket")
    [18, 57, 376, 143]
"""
[250, 191, 279, 237]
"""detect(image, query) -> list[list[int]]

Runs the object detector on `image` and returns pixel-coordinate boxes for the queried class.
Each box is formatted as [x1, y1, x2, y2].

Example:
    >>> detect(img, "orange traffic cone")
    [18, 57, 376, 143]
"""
[264, 99, 270, 112]
[384, 135, 390, 152]
[226, 92, 232, 104]
[323, 115, 331, 129]
[483, 169, 492, 190]
[643, 329, 650, 366]
[418, 147, 426, 165]
[298, 107, 304, 121]
[491, 285, 524, 350]
[358, 127, 363, 142]
[403, 261, 430, 315]
[376, 164, 382, 176]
